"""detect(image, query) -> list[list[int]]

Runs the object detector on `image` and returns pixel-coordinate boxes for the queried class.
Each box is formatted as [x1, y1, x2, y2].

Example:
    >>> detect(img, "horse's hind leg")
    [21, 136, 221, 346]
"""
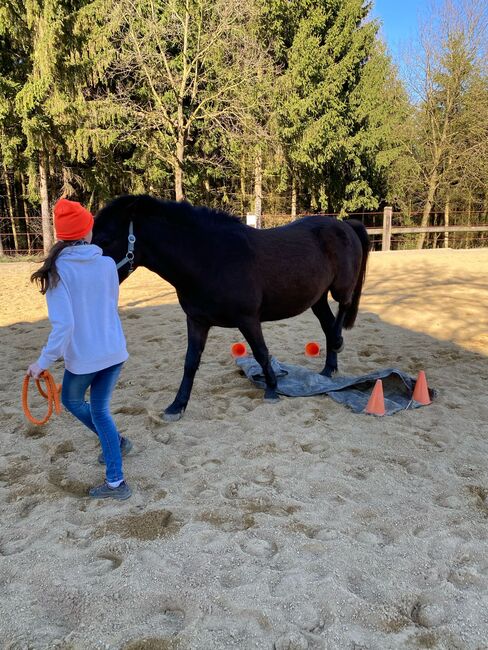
[311, 294, 344, 377]
[238, 318, 279, 402]
[163, 316, 209, 421]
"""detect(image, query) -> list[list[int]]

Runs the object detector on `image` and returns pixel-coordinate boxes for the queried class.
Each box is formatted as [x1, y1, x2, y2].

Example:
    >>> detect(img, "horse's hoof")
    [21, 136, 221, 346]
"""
[163, 407, 185, 422]
[264, 391, 280, 403]
[321, 366, 337, 378]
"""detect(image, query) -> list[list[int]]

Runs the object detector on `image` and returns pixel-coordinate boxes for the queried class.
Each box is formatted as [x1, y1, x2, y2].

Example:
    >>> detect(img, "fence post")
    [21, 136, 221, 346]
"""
[444, 200, 450, 248]
[382, 206, 392, 251]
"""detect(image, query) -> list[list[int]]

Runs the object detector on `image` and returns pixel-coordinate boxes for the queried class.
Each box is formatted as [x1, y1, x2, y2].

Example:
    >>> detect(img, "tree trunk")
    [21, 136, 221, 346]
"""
[174, 145, 184, 202]
[3, 164, 19, 252]
[0, 198, 4, 254]
[12, 173, 25, 253]
[21, 173, 32, 254]
[291, 175, 297, 220]
[254, 147, 262, 228]
[204, 176, 210, 204]
[240, 162, 247, 215]
[174, 103, 185, 202]
[465, 194, 472, 248]
[39, 149, 53, 253]
[444, 197, 450, 248]
[417, 167, 438, 249]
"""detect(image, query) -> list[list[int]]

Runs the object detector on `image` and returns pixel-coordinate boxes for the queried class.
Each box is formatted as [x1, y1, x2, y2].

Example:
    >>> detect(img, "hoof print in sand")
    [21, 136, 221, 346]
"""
[274, 631, 309, 650]
[50, 440, 75, 462]
[114, 402, 147, 416]
[239, 535, 278, 558]
[299, 442, 330, 459]
[0, 457, 37, 485]
[24, 424, 48, 439]
[87, 550, 124, 577]
[197, 508, 255, 532]
[48, 469, 92, 497]
[467, 485, 488, 514]
[17, 497, 40, 519]
[96, 509, 179, 541]
[201, 458, 222, 472]
[147, 411, 171, 443]
[251, 467, 275, 486]
[152, 606, 185, 635]
[0, 537, 32, 556]
[122, 638, 180, 650]
[410, 600, 446, 628]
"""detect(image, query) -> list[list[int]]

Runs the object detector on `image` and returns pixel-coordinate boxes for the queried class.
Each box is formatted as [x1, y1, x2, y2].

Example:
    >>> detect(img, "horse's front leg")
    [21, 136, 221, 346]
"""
[163, 317, 210, 422]
[311, 295, 344, 377]
[239, 318, 279, 403]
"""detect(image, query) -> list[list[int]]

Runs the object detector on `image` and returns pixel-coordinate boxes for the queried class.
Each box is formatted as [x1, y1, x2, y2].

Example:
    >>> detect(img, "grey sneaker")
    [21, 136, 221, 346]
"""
[89, 481, 132, 500]
[98, 436, 133, 465]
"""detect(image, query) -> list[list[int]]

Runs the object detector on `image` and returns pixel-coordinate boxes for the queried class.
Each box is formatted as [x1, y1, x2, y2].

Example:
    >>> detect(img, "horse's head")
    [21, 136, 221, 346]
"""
[93, 195, 143, 281]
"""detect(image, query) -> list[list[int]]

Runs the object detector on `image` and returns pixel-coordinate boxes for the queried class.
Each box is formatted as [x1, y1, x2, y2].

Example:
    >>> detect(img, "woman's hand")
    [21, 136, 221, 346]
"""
[27, 362, 44, 379]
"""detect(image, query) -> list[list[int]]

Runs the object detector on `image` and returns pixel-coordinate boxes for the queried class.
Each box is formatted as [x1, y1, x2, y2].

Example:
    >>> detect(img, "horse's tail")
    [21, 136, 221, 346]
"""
[343, 218, 370, 330]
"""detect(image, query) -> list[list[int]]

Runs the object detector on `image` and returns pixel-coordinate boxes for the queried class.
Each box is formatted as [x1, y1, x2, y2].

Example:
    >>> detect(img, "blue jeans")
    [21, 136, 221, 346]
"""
[61, 363, 124, 483]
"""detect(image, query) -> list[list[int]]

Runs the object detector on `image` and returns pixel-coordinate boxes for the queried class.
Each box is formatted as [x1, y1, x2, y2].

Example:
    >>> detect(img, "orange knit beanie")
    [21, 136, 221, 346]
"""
[54, 199, 94, 241]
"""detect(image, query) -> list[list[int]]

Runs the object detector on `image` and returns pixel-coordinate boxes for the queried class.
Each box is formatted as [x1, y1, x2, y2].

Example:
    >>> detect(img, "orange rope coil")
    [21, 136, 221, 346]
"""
[22, 371, 62, 426]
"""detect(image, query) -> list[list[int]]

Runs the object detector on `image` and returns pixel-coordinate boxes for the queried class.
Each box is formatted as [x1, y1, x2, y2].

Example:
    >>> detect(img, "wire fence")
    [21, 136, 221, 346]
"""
[0, 214, 45, 257]
[1, 210, 488, 258]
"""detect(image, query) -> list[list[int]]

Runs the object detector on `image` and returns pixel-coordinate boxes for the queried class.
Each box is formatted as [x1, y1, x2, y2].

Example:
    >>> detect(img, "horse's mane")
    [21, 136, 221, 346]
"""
[102, 194, 243, 231]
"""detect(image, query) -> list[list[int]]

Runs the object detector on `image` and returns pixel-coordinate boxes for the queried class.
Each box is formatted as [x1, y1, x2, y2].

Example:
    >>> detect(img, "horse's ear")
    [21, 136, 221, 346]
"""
[110, 194, 139, 223]
[127, 194, 158, 222]
[128, 195, 142, 219]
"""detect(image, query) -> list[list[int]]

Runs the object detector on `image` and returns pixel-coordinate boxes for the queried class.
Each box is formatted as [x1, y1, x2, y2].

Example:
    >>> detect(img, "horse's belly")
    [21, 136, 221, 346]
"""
[259, 258, 332, 321]
[260, 293, 320, 322]
[180, 293, 257, 328]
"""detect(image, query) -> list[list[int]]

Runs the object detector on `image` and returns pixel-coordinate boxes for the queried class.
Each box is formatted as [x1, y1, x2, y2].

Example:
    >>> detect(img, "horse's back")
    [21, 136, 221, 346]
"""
[253, 215, 362, 265]
[244, 215, 365, 321]
[287, 215, 364, 262]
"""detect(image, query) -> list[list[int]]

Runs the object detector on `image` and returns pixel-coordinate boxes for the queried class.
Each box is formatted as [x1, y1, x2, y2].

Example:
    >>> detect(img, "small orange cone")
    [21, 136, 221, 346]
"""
[305, 341, 321, 357]
[412, 370, 431, 405]
[231, 342, 247, 358]
[364, 379, 386, 416]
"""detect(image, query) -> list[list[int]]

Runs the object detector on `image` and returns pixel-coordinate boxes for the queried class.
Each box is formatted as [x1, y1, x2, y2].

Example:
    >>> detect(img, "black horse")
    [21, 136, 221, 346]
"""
[93, 195, 369, 421]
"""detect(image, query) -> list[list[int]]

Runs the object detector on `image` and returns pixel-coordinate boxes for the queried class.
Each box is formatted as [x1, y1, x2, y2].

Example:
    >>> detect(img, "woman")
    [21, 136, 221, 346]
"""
[28, 198, 132, 500]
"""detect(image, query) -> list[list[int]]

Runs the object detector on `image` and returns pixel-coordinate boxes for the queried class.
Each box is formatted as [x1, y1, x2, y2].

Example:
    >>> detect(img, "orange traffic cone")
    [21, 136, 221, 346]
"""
[412, 370, 431, 405]
[231, 342, 247, 358]
[364, 379, 386, 416]
[305, 341, 321, 357]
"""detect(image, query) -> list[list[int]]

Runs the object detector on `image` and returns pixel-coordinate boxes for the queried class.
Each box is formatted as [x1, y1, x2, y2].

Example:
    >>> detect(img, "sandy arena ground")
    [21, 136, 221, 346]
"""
[0, 248, 488, 650]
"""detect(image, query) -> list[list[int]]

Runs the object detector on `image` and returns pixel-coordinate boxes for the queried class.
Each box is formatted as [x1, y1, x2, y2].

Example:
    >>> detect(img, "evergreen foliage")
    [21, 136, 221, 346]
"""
[0, 0, 486, 252]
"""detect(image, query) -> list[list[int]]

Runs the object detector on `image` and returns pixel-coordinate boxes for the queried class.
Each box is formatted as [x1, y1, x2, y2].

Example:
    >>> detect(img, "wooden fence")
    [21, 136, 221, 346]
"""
[367, 207, 488, 251]
[262, 208, 488, 250]
[1, 208, 488, 255]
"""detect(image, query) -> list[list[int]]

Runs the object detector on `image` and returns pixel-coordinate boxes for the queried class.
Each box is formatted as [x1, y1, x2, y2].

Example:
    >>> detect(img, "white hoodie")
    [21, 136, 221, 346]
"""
[37, 244, 129, 374]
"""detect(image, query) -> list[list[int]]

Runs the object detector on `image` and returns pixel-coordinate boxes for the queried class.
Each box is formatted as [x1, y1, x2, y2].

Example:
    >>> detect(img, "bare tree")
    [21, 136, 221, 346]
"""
[105, 0, 267, 201]
[403, 0, 487, 247]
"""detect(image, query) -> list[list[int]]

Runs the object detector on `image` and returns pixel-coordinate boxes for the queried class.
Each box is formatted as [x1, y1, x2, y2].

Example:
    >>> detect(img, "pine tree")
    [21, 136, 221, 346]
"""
[276, 0, 404, 214]
[0, 5, 30, 253]
[1, 1, 80, 251]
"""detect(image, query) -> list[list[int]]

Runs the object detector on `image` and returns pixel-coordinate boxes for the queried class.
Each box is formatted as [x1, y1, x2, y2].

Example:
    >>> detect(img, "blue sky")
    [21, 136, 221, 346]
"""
[370, 0, 426, 64]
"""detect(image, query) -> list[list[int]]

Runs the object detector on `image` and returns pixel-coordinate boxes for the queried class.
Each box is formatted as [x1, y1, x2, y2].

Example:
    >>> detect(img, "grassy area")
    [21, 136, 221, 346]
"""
[0, 254, 43, 263]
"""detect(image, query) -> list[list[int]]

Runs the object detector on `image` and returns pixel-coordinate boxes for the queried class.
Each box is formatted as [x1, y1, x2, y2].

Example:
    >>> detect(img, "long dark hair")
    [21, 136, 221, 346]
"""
[31, 241, 73, 294]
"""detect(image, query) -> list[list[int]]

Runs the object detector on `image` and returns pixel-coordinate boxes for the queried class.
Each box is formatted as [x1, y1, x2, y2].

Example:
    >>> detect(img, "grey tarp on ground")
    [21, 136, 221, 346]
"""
[236, 356, 436, 415]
